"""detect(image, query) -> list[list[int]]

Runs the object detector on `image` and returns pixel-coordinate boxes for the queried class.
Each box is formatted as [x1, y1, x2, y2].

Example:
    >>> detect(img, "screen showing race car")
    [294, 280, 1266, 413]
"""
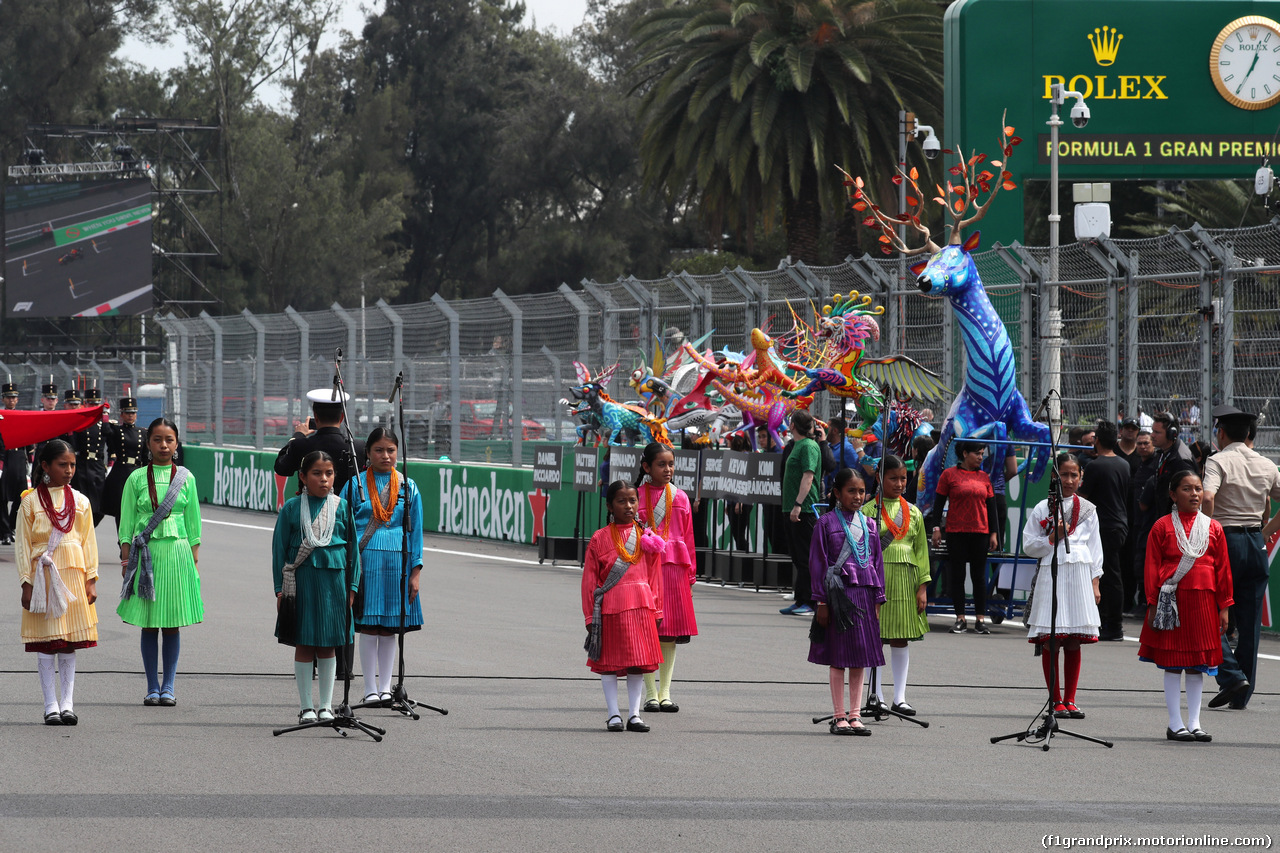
[4, 178, 154, 317]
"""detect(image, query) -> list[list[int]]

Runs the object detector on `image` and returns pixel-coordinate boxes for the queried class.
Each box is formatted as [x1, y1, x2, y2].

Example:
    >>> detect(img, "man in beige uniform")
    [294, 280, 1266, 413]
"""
[1201, 404, 1280, 710]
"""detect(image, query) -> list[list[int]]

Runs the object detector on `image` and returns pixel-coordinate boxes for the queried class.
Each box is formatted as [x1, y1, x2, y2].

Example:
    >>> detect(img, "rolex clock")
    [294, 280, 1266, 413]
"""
[1211, 16, 1280, 110]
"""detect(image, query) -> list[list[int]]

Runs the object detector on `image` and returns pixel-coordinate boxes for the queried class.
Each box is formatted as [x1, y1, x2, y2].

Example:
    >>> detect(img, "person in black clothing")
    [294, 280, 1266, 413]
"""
[104, 396, 146, 534]
[274, 388, 366, 680]
[1116, 417, 1141, 470]
[903, 434, 934, 506]
[1127, 430, 1159, 612]
[1139, 412, 1197, 519]
[72, 387, 110, 527]
[0, 380, 31, 544]
[1078, 420, 1130, 641]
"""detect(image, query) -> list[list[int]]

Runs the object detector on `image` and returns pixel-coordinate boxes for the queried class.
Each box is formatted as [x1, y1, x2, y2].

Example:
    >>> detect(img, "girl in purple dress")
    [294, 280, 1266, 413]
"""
[810, 468, 886, 735]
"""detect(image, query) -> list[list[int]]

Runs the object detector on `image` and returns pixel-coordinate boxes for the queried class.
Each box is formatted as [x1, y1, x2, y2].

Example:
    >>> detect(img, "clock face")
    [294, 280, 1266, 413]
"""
[1211, 16, 1280, 110]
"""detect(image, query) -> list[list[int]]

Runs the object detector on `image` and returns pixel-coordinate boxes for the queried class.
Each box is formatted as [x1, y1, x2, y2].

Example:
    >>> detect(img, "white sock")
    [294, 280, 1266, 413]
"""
[870, 666, 886, 703]
[37, 653, 58, 715]
[1164, 670, 1185, 731]
[376, 634, 397, 695]
[1185, 672, 1204, 731]
[359, 634, 379, 698]
[891, 645, 910, 706]
[601, 674, 620, 719]
[56, 652, 76, 713]
[626, 673, 645, 720]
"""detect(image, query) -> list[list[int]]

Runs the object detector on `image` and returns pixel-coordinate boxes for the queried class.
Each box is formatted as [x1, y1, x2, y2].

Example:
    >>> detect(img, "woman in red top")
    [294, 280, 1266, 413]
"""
[928, 441, 999, 634]
[635, 443, 698, 714]
[1138, 470, 1232, 743]
[582, 481, 664, 732]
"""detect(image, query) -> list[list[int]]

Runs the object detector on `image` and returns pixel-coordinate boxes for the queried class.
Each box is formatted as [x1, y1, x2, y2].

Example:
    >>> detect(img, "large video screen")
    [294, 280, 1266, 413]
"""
[4, 179, 154, 317]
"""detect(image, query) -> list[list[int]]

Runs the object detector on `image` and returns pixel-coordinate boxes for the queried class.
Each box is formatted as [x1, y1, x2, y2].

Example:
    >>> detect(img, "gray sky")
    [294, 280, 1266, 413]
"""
[121, 0, 590, 106]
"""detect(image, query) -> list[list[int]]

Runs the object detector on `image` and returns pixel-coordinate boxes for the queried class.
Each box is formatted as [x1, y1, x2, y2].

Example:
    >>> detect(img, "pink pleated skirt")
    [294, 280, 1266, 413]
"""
[658, 560, 698, 642]
[587, 608, 662, 675]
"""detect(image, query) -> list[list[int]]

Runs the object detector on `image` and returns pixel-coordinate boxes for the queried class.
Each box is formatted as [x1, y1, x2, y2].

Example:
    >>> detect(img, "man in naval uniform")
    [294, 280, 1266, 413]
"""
[0, 380, 32, 545]
[104, 395, 146, 534]
[69, 387, 109, 526]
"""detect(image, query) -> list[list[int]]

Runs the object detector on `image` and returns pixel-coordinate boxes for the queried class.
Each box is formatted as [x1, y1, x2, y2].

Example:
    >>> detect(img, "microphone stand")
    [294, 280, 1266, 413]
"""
[274, 501, 386, 742]
[354, 372, 448, 719]
[332, 348, 361, 683]
[991, 389, 1112, 751]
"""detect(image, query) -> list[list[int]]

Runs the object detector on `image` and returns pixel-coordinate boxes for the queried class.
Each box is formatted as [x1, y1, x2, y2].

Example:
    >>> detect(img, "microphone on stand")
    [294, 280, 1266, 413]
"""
[332, 348, 344, 402]
[1033, 391, 1052, 423]
[387, 371, 403, 404]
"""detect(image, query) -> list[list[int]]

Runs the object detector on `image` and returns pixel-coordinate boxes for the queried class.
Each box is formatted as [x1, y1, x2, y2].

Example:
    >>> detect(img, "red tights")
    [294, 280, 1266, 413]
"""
[1040, 644, 1082, 704]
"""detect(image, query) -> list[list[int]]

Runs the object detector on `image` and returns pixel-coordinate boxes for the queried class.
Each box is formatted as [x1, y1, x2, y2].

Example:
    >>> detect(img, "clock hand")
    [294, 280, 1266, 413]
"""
[1237, 51, 1261, 95]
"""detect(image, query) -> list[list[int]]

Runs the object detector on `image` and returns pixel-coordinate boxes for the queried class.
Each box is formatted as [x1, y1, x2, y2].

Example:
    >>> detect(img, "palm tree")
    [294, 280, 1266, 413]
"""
[1125, 180, 1272, 235]
[633, 0, 943, 263]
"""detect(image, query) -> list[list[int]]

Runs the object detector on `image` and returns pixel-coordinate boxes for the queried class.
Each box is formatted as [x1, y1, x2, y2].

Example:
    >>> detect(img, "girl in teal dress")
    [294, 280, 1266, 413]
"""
[118, 418, 202, 706]
[340, 428, 423, 706]
[273, 450, 361, 723]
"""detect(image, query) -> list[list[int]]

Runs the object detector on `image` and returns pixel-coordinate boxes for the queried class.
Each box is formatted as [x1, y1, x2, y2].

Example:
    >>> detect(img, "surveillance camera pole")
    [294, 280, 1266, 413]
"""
[1045, 84, 1076, 441]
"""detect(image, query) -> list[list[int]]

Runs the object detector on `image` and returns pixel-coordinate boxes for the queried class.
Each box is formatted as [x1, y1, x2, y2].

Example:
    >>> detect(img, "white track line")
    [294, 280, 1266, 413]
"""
[200, 519, 1280, 659]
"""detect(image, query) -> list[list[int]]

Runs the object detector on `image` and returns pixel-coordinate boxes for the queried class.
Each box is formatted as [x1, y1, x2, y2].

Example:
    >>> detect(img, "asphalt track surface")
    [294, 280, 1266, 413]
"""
[1, 504, 1276, 851]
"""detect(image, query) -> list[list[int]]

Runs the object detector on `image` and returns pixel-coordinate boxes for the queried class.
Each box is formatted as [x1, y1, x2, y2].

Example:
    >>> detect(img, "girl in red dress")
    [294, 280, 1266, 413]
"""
[1138, 470, 1232, 742]
[582, 481, 665, 732]
[635, 442, 698, 713]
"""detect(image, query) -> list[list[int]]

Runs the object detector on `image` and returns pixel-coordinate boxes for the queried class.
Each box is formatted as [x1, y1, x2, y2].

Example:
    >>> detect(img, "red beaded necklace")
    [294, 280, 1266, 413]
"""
[37, 483, 75, 533]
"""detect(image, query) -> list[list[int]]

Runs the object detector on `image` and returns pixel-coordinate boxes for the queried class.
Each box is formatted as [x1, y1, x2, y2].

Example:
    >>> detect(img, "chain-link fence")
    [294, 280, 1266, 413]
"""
[14, 221, 1279, 462]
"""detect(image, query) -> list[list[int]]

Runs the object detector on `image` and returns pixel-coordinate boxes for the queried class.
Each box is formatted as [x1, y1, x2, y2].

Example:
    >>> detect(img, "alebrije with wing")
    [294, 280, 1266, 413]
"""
[842, 114, 1051, 513]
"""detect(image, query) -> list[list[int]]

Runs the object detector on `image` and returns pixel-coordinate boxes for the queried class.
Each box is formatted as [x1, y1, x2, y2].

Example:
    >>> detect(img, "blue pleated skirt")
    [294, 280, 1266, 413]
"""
[356, 548, 424, 631]
[808, 585, 886, 669]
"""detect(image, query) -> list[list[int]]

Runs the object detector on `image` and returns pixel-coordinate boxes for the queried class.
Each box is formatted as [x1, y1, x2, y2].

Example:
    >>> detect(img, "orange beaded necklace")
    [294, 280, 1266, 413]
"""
[879, 496, 910, 541]
[640, 482, 673, 538]
[611, 521, 642, 564]
[366, 467, 401, 524]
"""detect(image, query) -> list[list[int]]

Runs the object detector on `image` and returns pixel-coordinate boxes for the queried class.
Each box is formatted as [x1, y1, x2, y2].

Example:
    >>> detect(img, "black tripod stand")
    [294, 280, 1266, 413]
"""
[991, 391, 1112, 751]
[274, 500, 386, 742]
[353, 371, 447, 720]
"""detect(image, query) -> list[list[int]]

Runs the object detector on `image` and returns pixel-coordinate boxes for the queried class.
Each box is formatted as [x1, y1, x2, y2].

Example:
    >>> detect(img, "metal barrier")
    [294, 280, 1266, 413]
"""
[10, 220, 1279, 461]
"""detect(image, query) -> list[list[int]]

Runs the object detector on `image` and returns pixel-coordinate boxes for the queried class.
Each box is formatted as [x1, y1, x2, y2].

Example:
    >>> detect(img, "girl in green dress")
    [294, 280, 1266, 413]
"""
[118, 418, 202, 706]
[863, 455, 931, 715]
[273, 451, 360, 724]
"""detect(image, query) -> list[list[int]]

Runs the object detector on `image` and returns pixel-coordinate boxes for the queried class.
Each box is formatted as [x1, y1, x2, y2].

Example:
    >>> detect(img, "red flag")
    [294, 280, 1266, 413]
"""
[0, 405, 107, 448]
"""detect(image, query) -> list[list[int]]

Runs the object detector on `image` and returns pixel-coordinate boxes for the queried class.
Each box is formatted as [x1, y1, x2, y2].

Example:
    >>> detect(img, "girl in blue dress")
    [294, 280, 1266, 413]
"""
[341, 428, 424, 706]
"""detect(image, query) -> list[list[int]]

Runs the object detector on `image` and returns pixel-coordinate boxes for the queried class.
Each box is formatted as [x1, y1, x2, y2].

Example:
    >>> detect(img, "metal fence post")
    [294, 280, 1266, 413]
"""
[87, 359, 107, 396]
[242, 309, 266, 450]
[621, 276, 658, 347]
[198, 312, 225, 446]
[376, 297, 405, 381]
[671, 271, 712, 342]
[541, 345, 563, 441]
[1180, 226, 1221, 421]
[582, 280, 619, 372]
[1098, 238, 1139, 420]
[494, 288, 524, 467]
[330, 303, 358, 370]
[430, 293, 462, 462]
[724, 268, 762, 335]
[1222, 250, 1236, 406]
[285, 307, 311, 396]
[557, 283, 591, 367]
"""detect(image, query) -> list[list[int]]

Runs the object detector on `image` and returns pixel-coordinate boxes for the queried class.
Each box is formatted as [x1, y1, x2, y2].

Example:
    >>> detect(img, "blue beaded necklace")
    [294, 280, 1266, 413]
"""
[835, 506, 871, 565]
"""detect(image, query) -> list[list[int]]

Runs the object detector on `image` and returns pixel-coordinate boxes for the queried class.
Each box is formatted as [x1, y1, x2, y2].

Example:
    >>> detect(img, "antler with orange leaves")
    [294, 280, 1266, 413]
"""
[840, 111, 1023, 254]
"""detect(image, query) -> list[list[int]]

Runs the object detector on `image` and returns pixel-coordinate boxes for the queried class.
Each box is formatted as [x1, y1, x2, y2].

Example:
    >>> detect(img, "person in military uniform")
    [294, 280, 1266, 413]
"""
[70, 387, 109, 527]
[275, 389, 366, 497]
[275, 388, 366, 679]
[39, 380, 58, 412]
[104, 395, 145, 533]
[0, 379, 32, 544]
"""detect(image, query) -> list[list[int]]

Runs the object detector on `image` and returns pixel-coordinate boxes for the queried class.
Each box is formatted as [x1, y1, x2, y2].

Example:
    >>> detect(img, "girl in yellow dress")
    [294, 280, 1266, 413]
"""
[17, 440, 99, 725]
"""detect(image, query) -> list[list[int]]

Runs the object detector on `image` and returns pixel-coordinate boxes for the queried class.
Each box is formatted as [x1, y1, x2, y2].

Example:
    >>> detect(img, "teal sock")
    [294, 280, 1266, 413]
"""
[294, 660, 313, 712]
[317, 657, 337, 711]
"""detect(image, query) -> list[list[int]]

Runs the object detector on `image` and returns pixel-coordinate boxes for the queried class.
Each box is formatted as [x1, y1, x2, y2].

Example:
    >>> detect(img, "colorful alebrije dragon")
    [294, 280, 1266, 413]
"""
[844, 113, 1049, 512]
[569, 361, 669, 446]
[710, 380, 810, 451]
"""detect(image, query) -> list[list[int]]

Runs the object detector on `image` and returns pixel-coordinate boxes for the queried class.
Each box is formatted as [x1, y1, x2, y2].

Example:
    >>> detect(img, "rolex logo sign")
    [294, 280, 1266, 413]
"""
[1089, 26, 1123, 66]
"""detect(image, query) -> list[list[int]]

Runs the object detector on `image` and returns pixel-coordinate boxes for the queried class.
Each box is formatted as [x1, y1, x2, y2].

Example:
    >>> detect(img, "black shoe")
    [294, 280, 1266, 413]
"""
[1098, 628, 1125, 641]
[891, 702, 917, 716]
[950, 618, 967, 634]
[60, 710, 78, 726]
[643, 699, 660, 713]
[43, 711, 63, 725]
[1208, 680, 1249, 708]
[658, 700, 679, 713]
[848, 719, 872, 736]
[1190, 727, 1212, 742]
[606, 714, 624, 732]
[973, 621, 991, 634]
[1166, 727, 1194, 742]
[626, 715, 650, 732]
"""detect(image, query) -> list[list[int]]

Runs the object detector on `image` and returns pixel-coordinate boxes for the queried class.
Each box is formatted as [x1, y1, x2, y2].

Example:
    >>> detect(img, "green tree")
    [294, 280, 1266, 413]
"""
[1124, 180, 1272, 235]
[633, 0, 943, 263]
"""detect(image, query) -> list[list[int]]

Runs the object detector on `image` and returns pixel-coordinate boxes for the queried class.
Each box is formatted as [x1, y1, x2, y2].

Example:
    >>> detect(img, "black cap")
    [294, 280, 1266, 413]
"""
[119, 396, 137, 412]
[1211, 403, 1255, 422]
[63, 389, 81, 404]
[83, 387, 102, 402]
[41, 382, 58, 397]
[1, 382, 17, 397]
[1120, 417, 1139, 429]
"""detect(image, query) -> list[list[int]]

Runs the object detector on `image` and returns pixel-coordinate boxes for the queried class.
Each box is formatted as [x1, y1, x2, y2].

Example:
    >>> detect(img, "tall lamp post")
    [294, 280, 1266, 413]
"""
[1044, 83, 1090, 432]
[897, 111, 940, 347]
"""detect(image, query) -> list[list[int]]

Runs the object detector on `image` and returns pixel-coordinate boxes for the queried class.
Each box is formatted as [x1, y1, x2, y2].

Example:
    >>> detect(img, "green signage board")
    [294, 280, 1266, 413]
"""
[945, 0, 1280, 243]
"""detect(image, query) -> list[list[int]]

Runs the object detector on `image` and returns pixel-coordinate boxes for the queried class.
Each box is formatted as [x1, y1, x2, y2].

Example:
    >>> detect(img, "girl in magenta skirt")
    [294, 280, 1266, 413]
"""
[1138, 469, 1233, 743]
[635, 442, 698, 713]
[582, 481, 665, 732]
[810, 468, 885, 735]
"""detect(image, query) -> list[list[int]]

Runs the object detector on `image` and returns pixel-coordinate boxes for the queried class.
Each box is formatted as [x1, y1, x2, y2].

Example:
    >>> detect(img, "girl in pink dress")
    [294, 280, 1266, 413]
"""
[582, 481, 665, 732]
[635, 442, 698, 713]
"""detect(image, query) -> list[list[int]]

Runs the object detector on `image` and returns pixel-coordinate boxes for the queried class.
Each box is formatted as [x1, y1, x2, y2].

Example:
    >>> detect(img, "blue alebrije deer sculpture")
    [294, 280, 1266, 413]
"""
[843, 117, 1050, 513]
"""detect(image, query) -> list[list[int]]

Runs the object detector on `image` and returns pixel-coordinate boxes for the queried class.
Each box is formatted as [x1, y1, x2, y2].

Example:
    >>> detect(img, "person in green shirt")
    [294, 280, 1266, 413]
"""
[781, 410, 823, 616]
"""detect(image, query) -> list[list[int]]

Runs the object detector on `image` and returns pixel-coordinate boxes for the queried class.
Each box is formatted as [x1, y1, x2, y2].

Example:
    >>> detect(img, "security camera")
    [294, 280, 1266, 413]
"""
[921, 131, 941, 160]
[1070, 101, 1090, 128]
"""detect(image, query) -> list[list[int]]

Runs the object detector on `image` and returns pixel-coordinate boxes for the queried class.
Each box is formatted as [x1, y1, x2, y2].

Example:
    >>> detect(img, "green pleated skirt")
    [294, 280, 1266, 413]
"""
[116, 538, 205, 629]
[276, 565, 353, 648]
[879, 560, 929, 641]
